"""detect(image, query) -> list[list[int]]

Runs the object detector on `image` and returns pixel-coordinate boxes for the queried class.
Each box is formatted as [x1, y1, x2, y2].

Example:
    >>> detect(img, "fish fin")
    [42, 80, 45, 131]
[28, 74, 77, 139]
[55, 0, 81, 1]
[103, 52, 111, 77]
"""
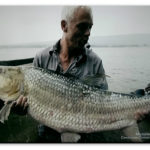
[122, 121, 142, 142]
[0, 101, 14, 123]
[82, 73, 110, 87]
[61, 132, 81, 143]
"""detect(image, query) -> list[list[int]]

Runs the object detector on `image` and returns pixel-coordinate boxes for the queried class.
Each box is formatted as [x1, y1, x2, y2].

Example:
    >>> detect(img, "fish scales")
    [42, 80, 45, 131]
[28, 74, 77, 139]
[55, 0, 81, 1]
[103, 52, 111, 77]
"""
[22, 67, 149, 132]
[0, 66, 150, 135]
[24, 68, 103, 131]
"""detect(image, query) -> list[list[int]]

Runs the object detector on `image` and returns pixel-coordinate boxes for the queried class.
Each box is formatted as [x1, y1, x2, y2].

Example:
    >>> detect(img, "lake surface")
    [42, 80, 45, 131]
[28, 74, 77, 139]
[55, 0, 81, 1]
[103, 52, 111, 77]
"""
[0, 47, 42, 60]
[94, 47, 150, 93]
[0, 46, 150, 93]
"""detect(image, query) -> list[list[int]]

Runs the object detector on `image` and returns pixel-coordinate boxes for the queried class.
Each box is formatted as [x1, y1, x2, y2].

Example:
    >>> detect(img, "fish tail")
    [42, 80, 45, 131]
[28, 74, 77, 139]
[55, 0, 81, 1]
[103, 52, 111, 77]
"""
[0, 101, 14, 123]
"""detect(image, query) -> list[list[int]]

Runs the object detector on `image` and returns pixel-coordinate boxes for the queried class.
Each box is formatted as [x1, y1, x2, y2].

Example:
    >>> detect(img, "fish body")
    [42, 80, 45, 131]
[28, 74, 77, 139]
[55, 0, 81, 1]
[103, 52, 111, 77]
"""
[0, 66, 150, 142]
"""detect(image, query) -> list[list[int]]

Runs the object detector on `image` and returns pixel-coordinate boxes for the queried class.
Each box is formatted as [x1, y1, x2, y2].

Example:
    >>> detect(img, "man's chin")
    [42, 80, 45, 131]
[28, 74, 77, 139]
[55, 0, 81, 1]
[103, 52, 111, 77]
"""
[69, 45, 85, 56]
[78, 42, 87, 49]
[70, 41, 87, 50]
[76, 45, 85, 50]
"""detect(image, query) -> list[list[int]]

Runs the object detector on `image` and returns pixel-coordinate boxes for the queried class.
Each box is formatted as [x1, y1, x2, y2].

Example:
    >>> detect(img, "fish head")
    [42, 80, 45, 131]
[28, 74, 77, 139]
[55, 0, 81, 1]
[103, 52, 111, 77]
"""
[0, 66, 24, 101]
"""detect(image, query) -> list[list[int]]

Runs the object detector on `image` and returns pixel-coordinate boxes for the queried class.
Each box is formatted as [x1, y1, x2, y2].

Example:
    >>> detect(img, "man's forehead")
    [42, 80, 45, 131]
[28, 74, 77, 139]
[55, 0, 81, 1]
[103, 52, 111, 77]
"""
[71, 8, 93, 24]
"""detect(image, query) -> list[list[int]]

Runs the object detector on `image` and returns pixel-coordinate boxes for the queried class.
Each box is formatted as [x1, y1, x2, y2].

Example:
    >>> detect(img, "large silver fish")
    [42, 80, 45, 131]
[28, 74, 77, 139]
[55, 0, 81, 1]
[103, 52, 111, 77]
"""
[0, 66, 149, 142]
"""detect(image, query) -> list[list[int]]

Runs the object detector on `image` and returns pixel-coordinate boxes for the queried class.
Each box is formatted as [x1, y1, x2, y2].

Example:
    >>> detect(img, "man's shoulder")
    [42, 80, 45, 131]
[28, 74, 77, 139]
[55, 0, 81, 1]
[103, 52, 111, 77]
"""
[36, 46, 52, 58]
[85, 46, 102, 63]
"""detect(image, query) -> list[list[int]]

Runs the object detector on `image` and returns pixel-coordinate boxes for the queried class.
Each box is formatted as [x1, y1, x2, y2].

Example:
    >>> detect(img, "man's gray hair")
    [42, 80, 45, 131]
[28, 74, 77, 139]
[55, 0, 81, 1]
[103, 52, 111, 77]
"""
[61, 6, 93, 23]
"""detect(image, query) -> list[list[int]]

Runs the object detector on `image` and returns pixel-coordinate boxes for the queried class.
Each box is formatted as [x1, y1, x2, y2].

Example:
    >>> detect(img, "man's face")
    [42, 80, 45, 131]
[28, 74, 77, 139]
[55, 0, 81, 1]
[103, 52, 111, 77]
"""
[65, 8, 93, 50]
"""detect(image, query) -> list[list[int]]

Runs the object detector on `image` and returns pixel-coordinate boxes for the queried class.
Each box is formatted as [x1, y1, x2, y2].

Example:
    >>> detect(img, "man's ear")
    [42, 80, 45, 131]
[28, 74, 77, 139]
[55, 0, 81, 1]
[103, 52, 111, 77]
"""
[61, 20, 68, 32]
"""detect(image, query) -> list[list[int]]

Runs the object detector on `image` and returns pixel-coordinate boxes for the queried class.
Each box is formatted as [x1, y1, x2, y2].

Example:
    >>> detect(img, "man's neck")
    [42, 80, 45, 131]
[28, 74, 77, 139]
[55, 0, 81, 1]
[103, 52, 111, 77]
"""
[60, 38, 72, 59]
[59, 39, 74, 71]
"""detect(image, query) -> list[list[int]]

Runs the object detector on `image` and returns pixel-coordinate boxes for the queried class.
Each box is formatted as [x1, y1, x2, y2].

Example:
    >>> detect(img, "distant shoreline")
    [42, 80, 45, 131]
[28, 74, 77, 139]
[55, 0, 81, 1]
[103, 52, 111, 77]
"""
[91, 45, 150, 48]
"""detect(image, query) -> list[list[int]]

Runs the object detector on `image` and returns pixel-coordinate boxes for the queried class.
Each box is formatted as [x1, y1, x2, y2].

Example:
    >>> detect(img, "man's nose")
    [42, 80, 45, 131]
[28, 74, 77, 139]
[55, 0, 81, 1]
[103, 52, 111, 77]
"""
[84, 28, 91, 36]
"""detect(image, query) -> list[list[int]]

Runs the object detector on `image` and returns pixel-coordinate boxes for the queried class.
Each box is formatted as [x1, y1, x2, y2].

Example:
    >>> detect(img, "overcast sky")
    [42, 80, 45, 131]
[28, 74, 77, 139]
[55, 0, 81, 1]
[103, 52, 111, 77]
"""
[0, 5, 150, 45]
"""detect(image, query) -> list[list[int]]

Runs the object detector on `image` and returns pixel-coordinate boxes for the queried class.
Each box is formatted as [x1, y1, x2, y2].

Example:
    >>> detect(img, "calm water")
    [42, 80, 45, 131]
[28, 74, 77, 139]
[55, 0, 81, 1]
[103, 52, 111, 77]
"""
[0, 47, 42, 60]
[0, 46, 150, 93]
[94, 47, 150, 93]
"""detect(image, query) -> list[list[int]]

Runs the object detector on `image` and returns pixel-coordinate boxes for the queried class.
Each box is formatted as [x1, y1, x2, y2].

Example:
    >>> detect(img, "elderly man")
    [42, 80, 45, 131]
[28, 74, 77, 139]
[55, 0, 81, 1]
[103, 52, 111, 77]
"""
[14, 6, 148, 142]
[33, 6, 108, 89]
[15, 6, 108, 142]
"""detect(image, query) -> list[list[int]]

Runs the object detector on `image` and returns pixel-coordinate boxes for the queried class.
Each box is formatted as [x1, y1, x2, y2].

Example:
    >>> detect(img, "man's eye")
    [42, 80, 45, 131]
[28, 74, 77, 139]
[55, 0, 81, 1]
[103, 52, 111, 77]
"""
[78, 24, 86, 30]
[78, 24, 92, 31]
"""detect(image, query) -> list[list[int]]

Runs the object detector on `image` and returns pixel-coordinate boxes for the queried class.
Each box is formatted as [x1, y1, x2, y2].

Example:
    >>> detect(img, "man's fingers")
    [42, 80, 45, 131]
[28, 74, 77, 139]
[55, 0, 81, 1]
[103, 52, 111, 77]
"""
[135, 112, 142, 120]
[16, 95, 24, 106]
[21, 97, 27, 107]
[11, 95, 28, 115]
[135, 110, 149, 120]
[23, 102, 28, 110]
[16, 95, 27, 107]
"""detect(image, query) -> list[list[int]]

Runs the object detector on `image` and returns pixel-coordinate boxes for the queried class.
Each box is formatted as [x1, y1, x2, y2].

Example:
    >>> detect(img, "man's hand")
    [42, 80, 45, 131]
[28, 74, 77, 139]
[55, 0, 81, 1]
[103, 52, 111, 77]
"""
[134, 110, 149, 121]
[12, 95, 28, 115]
